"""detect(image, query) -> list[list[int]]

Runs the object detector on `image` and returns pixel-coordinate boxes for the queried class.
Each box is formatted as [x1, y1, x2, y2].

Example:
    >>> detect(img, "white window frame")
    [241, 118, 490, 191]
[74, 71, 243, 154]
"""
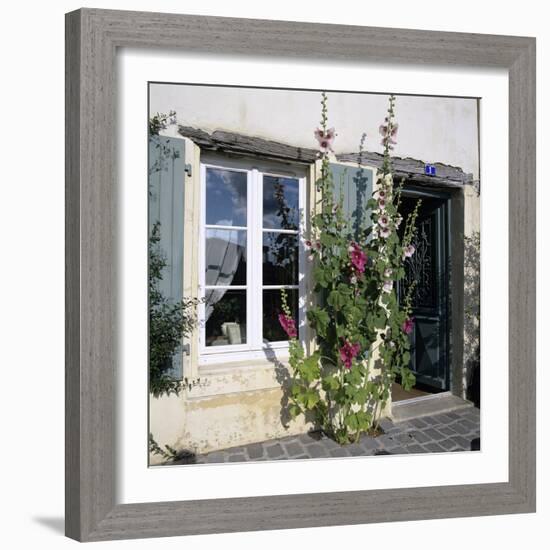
[198, 155, 307, 367]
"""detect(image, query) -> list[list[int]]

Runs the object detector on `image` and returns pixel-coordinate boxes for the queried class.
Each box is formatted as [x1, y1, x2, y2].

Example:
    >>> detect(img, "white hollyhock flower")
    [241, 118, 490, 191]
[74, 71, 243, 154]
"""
[402, 244, 415, 259]
[378, 214, 390, 228]
[382, 280, 393, 293]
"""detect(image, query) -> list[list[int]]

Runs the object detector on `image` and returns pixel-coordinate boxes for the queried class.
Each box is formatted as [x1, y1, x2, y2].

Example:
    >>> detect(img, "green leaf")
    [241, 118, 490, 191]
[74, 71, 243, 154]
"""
[300, 353, 321, 382]
[304, 389, 320, 409]
[344, 413, 359, 431]
[289, 404, 302, 419]
[322, 375, 340, 391]
[307, 308, 330, 336]
[320, 233, 337, 247]
[313, 267, 328, 288]
[327, 289, 343, 310]
[400, 367, 416, 391]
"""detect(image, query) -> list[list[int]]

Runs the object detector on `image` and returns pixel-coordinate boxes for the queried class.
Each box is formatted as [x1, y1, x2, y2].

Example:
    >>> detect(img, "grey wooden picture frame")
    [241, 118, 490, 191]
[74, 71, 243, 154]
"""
[65, 8, 536, 542]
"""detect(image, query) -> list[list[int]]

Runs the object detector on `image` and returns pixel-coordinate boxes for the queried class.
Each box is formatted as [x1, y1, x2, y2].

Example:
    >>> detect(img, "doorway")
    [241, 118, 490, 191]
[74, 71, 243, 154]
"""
[394, 187, 451, 400]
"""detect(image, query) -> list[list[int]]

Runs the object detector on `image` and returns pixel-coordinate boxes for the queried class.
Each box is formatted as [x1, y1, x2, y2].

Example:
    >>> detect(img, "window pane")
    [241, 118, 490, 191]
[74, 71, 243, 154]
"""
[205, 228, 246, 286]
[263, 289, 298, 342]
[263, 232, 298, 286]
[206, 167, 247, 226]
[263, 175, 299, 230]
[205, 290, 246, 346]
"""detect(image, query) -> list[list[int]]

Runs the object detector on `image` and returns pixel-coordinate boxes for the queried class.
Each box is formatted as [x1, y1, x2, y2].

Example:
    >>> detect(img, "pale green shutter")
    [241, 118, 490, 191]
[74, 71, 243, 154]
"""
[330, 163, 374, 239]
[148, 135, 187, 379]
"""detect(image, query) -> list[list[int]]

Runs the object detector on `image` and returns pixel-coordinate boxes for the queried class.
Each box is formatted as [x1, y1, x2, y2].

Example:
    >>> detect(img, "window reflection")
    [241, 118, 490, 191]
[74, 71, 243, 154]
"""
[206, 167, 247, 227]
[263, 289, 298, 342]
[262, 233, 298, 286]
[263, 175, 299, 230]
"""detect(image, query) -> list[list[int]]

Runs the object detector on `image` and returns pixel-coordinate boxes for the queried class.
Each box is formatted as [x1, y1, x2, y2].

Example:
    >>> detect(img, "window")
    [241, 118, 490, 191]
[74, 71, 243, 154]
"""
[198, 157, 306, 365]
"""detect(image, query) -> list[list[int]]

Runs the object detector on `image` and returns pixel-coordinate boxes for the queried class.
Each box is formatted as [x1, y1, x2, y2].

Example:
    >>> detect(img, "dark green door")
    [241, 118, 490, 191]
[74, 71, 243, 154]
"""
[398, 190, 450, 390]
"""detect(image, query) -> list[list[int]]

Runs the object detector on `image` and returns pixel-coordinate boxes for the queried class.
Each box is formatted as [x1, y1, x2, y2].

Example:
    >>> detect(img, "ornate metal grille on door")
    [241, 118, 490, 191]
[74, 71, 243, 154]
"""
[403, 217, 436, 310]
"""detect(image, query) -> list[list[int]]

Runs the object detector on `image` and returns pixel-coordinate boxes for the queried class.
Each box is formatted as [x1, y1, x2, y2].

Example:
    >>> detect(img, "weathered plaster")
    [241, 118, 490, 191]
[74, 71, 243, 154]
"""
[149, 361, 312, 462]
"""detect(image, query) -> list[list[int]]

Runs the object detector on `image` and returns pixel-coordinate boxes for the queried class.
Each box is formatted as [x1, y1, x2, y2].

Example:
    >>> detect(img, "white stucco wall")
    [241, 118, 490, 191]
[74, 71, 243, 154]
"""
[150, 84, 479, 179]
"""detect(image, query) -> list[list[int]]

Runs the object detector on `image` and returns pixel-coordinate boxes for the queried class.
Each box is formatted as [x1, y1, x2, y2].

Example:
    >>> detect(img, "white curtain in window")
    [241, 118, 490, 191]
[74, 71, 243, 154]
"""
[204, 228, 244, 320]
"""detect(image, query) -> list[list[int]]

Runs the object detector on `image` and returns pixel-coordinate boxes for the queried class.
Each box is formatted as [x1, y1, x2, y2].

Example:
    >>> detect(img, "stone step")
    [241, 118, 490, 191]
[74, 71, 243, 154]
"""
[391, 392, 474, 423]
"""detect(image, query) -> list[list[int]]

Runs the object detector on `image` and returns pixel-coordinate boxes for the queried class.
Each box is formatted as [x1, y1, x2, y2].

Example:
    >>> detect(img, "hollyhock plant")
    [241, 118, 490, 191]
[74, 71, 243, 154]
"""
[340, 340, 361, 369]
[402, 317, 415, 335]
[278, 313, 297, 339]
[285, 92, 420, 447]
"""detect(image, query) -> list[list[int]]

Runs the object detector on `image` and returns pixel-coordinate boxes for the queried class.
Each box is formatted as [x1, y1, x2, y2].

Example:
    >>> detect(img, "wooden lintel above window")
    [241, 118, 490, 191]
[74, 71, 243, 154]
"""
[177, 125, 476, 190]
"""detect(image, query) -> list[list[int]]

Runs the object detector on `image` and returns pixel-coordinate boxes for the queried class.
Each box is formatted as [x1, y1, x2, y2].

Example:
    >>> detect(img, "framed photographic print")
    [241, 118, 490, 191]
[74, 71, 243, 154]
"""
[65, 8, 536, 542]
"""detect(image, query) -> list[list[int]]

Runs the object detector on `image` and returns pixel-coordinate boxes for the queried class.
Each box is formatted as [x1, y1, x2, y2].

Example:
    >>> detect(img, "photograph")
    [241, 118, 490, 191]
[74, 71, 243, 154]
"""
[147, 83, 481, 466]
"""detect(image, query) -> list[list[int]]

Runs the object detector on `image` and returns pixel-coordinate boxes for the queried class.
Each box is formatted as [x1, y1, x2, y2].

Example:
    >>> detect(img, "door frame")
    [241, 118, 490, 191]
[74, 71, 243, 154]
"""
[399, 183, 465, 397]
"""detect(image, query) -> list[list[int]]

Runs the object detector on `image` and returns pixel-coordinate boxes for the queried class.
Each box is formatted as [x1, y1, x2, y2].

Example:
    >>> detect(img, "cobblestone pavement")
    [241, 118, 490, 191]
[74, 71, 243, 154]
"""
[172, 407, 480, 465]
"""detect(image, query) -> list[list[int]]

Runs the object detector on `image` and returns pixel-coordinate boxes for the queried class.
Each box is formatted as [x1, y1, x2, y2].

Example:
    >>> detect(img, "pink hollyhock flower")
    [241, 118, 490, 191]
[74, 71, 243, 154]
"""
[382, 280, 393, 293]
[402, 244, 415, 259]
[376, 189, 387, 200]
[378, 198, 386, 210]
[379, 122, 399, 149]
[380, 227, 391, 239]
[278, 313, 297, 339]
[378, 214, 390, 228]
[395, 215, 403, 228]
[314, 127, 336, 153]
[305, 240, 312, 248]
[402, 317, 415, 335]
[349, 242, 367, 274]
[340, 340, 361, 369]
